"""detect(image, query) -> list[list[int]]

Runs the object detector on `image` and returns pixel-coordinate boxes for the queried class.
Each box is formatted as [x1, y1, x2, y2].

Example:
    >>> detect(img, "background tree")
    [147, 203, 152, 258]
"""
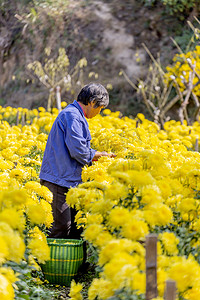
[27, 47, 87, 111]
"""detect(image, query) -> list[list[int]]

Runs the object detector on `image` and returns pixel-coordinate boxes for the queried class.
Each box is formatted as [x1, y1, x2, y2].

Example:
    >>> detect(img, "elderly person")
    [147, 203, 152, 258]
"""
[40, 83, 115, 240]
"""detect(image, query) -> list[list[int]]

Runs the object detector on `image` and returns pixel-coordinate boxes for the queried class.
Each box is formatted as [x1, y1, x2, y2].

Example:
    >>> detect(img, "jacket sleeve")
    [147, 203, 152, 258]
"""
[62, 116, 96, 165]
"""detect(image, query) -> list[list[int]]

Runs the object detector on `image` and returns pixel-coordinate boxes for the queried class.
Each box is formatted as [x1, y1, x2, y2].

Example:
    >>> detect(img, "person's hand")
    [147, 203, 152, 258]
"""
[92, 151, 116, 161]
[107, 152, 116, 158]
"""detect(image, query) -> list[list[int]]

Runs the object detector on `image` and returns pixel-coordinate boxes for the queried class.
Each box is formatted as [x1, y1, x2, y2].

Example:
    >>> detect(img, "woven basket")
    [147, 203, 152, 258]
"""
[41, 238, 84, 286]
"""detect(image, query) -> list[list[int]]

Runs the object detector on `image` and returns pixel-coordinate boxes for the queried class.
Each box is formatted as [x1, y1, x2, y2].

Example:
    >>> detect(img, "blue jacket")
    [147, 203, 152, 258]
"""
[39, 100, 96, 188]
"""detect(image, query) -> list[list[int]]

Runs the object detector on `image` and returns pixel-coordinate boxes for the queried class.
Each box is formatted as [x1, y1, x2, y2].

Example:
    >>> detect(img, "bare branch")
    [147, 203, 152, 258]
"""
[161, 93, 184, 117]
[192, 92, 200, 122]
[142, 43, 165, 76]
[121, 70, 138, 90]
[194, 16, 200, 25]
[183, 107, 190, 125]
[178, 72, 194, 124]
[140, 88, 155, 119]
[170, 37, 184, 55]
[147, 100, 156, 111]
[191, 92, 199, 107]
[160, 82, 173, 109]
[174, 80, 184, 104]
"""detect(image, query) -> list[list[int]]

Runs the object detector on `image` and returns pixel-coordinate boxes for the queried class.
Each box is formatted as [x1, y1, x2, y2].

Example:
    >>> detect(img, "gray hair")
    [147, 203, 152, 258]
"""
[77, 83, 109, 107]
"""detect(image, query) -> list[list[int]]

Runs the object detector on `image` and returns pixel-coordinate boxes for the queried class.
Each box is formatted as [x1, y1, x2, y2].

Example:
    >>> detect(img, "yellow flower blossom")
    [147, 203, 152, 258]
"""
[108, 207, 131, 228]
[98, 239, 141, 266]
[26, 199, 46, 225]
[0, 208, 25, 233]
[3, 101, 200, 298]
[121, 219, 149, 241]
[127, 170, 155, 187]
[28, 227, 50, 263]
[69, 280, 83, 300]
[88, 278, 114, 300]
[131, 271, 146, 294]
[0, 237, 9, 264]
[0, 267, 19, 284]
[87, 213, 103, 225]
[0, 273, 14, 300]
[159, 232, 179, 255]
[83, 224, 104, 243]
[144, 204, 173, 227]
[0, 222, 25, 262]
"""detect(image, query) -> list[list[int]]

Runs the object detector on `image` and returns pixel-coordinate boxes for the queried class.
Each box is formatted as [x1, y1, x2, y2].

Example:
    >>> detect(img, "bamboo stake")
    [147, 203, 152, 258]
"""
[146, 234, 158, 300]
[164, 280, 176, 300]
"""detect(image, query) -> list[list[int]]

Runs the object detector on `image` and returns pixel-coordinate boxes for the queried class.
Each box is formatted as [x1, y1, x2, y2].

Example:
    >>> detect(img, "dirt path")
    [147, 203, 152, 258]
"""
[92, 1, 146, 78]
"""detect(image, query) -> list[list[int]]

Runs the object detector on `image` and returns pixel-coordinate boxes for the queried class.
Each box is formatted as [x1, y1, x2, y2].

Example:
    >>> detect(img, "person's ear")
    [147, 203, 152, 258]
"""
[91, 100, 97, 107]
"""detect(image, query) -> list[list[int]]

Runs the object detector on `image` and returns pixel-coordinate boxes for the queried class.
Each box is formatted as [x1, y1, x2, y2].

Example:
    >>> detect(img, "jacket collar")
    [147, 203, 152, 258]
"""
[72, 100, 85, 118]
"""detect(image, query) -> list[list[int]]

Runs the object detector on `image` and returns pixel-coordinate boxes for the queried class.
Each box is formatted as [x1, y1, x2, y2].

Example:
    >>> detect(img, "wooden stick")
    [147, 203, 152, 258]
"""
[146, 234, 158, 300]
[164, 280, 176, 300]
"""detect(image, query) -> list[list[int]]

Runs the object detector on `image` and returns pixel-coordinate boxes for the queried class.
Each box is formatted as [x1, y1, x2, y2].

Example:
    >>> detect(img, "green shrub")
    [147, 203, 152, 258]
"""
[162, 0, 197, 15]
[141, 0, 198, 17]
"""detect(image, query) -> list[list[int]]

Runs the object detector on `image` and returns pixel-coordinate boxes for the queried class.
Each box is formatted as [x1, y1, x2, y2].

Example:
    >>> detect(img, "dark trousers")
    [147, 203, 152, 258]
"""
[40, 179, 83, 239]
[40, 179, 87, 264]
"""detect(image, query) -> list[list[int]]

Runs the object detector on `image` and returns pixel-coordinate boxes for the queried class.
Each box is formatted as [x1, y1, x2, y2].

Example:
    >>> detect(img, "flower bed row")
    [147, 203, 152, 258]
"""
[67, 110, 200, 300]
[0, 106, 58, 299]
[1, 105, 200, 299]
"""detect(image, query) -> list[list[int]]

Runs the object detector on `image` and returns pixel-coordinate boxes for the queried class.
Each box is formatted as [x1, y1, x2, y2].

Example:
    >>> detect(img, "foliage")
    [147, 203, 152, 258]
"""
[162, 0, 197, 15]
[174, 28, 198, 52]
[166, 45, 200, 96]
[108, 287, 145, 300]
[122, 18, 200, 127]
[121, 50, 178, 128]
[165, 42, 200, 124]
[27, 47, 87, 111]
[5, 261, 58, 300]
[33, 0, 70, 13]
[142, 0, 199, 18]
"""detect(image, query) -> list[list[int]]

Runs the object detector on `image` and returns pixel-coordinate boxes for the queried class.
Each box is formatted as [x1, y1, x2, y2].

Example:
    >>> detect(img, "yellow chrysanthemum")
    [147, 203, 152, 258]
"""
[0, 222, 25, 262]
[108, 207, 131, 228]
[0, 273, 14, 300]
[88, 278, 114, 300]
[168, 257, 200, 293]
[26, 200, 46, 225]
[28, 227, 50, 263]
[0, 208, 25, 233]
[83, 224, 103, 243]
[121, 219, 149, 241]
[69, 280, 83, 300]
[159, 232, 179, 255]
[0, 237, 9, 263]
[98, 239, 138, 266]
[131, 271, 146, 294]
[0, 267, 19, 284]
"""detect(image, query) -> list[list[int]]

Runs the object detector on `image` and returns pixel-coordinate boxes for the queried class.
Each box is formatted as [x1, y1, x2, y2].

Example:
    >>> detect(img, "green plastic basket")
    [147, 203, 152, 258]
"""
[41, 238, 84, 286]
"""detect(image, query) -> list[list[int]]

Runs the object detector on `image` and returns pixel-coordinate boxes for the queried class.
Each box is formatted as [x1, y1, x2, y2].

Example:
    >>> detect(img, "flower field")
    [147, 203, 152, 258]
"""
[0, 106, 57, 299]
[1, 105, 200, 299]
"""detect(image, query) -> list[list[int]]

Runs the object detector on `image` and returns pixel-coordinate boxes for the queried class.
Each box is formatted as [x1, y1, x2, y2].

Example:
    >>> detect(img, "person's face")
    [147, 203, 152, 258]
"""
[86, 101, 104, 119]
